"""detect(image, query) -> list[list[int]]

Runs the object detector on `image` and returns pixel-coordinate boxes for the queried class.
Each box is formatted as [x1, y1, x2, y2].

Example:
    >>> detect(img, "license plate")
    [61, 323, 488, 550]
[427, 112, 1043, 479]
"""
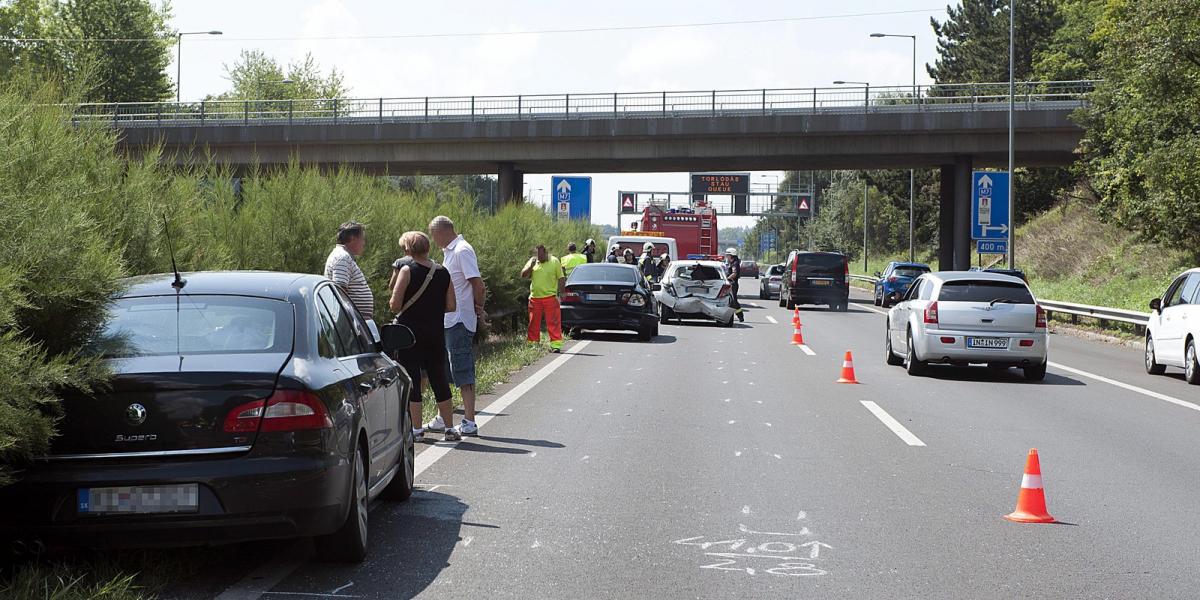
[78, 484, 199, 515]
[586, 293, 616, 302]
[966, 336, 1009, 349]
[809, 279, 832, 286]
[686, 286, 709, 293]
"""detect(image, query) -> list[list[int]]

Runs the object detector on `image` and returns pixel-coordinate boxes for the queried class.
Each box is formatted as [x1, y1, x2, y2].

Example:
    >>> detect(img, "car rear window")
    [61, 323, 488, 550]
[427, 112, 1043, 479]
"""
[568, 265, 638, 284]
[92, 295, 295, 357]
[937, 280, 1034, 304]
[676, 265, 724, 281]
[769, 265, 785, 276]
[793, 253, 845, 273]
[893, 267, 929, 278]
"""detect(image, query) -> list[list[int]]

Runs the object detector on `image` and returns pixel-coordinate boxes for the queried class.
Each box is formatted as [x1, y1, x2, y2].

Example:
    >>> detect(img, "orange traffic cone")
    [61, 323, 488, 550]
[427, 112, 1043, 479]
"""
[792, 308, 800, 326]
[1004, 448, 1057, 524]
[836, 351, 859, 383]
[790, 324, 805, 345]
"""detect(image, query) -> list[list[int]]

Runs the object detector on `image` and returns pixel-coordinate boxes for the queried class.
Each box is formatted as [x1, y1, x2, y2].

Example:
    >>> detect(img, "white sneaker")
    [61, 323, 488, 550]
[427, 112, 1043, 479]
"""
[424, 415, 447, 432]
[459, 419, 478, 436]
[412, 428, 425, 442]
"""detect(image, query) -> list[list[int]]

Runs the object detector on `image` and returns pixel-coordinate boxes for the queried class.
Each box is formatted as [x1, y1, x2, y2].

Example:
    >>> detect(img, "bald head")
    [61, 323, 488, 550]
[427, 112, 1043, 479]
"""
[428, 215, 457, 248]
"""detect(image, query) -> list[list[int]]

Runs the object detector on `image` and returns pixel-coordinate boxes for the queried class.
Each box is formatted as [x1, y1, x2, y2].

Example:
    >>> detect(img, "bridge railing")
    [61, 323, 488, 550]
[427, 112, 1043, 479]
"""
[72, 80, 1098, 127]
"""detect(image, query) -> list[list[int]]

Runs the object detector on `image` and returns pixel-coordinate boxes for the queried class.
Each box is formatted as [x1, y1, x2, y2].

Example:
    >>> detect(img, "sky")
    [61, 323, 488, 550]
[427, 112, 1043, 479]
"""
[170, 0, 951, 227]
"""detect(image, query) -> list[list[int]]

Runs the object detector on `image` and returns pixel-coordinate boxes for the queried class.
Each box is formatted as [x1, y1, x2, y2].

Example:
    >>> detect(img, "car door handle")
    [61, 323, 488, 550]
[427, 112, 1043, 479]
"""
[358, 382, 374, 392]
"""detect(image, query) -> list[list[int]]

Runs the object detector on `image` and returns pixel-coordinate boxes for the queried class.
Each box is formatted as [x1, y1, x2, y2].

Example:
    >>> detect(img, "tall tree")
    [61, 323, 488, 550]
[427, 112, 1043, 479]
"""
[1033, 0, 1106, 82]
[928, 0, 1062, 84]
[214, 49, 348, 101]
[1082, 0, 1200, 250]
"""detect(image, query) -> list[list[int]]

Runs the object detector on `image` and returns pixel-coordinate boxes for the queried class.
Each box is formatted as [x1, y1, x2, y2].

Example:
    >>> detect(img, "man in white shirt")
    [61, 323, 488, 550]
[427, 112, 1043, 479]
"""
[428, 215, 487, 436]
[324, 221, 373, 321]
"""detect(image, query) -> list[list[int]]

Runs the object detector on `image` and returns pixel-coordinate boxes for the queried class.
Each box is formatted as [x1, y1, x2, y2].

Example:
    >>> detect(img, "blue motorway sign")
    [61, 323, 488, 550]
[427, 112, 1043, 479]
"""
[976, 239, 1008, 255]
[971, 171, 1010, 240]
[551, 176, 592, 221]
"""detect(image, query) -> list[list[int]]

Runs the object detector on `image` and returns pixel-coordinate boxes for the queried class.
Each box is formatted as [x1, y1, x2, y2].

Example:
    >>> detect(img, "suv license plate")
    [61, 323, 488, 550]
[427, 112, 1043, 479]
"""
[810, 279, 831, 286]
[78, 484, 199, 515]
[966, 336, 1009, 349]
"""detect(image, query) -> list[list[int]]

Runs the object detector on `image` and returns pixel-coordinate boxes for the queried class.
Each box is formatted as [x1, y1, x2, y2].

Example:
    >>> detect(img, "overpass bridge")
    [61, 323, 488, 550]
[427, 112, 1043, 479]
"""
[81, 80, 1094, 270]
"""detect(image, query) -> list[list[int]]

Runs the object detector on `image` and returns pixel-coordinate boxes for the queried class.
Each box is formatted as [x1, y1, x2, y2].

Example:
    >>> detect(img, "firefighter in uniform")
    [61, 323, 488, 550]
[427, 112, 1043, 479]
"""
[725, 248, 745, 322]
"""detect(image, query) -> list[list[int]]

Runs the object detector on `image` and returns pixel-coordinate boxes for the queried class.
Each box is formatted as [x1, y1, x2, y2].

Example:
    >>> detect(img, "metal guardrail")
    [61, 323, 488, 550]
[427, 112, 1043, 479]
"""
[69, 80, 1098, 128]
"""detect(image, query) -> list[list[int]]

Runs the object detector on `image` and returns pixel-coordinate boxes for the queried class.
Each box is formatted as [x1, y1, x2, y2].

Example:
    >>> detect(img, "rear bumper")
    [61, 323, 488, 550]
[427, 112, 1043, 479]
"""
[657, 294, 735, 322]
[915, 329, 1048, 365]
[788, 284, 849, 305]
[0, 447, 350, 547]
[561, 305, 656, 332]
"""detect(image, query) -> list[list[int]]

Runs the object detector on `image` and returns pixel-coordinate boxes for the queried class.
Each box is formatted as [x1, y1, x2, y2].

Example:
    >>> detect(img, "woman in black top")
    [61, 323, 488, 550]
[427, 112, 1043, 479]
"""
[388, 231, 460, 442]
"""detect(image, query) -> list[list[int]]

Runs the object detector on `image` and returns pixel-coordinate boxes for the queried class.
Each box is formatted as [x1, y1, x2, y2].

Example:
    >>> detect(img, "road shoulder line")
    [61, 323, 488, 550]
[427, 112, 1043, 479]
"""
[1048, 361, 1200, 414]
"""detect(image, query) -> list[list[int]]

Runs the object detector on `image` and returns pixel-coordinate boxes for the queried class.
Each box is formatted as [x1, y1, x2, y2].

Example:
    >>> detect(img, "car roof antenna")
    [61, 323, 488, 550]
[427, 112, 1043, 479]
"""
[162, 214, 186, 290]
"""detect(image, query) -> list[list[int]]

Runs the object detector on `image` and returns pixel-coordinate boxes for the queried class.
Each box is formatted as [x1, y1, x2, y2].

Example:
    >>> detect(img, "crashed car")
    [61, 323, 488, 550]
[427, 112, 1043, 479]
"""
[654, 260, 736, 327]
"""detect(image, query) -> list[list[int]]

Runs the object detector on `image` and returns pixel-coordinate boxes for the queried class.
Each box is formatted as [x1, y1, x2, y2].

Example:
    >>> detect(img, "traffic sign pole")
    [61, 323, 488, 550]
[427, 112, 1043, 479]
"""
[1008, 0, 1016, 269]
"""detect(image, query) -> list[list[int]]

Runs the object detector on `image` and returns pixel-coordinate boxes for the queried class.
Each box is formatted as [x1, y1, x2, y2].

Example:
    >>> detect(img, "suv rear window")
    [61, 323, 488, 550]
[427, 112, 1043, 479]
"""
[937, 280, 1034, 304]
[793, 253, 846, 274]
[893, 267, 929, 279]
[92, 295, 295, 357]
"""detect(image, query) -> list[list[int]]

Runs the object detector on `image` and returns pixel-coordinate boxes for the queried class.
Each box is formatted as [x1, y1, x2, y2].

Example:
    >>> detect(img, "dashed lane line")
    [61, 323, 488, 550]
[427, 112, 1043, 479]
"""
[860, 401, 927, 446]
[765, 315, 778, 324]
[216, 341, 593, 600]
[797, 344, 816, 356]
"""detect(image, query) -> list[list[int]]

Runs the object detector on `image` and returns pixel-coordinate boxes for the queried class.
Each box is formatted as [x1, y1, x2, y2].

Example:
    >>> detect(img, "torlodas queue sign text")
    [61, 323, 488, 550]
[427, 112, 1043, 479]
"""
[691, 172, 750, 195]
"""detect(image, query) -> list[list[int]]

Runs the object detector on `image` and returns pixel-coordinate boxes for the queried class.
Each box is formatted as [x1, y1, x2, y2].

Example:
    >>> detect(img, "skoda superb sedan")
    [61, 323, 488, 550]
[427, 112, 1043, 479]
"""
[885, 271, 1049, 381]
[0, 272, 416, 562]
[561, 263, 659, 341]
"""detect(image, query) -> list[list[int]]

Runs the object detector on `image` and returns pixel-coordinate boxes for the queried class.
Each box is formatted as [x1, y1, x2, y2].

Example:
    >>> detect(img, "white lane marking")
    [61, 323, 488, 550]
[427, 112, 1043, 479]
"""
[772, 454, 782, 459]
[220, 341, 592, 600]
[797, 344, 816, 356]
[766, 315, 778, 324]
[742, 505, 752, 515]
[417, 340, 593, 478]
[1048, 361, 1200, 414]
[860, 304, 889, 316]
[797, 511, 807, 520]
[735, 451, 742, 457]
[738, 524, 812, 537]
[261, 593, 361, 599]
[580, 455, 590, 462]
[859, 401, 926, 446]
[462, 536, 474, 547]
[331, 583, 354, 595]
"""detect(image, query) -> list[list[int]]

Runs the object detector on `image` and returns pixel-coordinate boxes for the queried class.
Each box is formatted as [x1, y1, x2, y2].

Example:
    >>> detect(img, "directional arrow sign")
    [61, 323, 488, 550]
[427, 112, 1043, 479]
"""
[971, 171, 1010, 240]
[799, 541, 832, 559]
[555, 178, 571, 199]
[552, 176, 591, 220]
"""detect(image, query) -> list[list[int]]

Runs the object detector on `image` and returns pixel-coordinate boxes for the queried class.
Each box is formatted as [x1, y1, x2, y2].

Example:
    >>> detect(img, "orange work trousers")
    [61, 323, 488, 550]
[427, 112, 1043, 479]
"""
[527, 295, 563, 349]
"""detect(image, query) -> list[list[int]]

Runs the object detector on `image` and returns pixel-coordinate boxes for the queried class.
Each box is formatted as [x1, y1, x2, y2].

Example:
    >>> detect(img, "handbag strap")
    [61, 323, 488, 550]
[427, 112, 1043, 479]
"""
[397, 263, 438, 317]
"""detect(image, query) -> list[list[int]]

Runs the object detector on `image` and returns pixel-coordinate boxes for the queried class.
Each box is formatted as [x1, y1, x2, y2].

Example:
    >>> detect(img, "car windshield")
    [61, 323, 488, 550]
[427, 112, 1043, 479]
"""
[568, 265, 639, 284]
[893, 267, 929, 279]
[769, 265, 786, 276]
[90, 295, 295, 357]
[937, 280, 1034, 304]
[675, 264, 724, 281]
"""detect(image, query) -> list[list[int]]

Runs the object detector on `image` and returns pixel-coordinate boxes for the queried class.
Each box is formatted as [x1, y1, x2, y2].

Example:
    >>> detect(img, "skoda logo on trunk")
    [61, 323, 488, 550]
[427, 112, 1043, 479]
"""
[125, 403, 148, 426]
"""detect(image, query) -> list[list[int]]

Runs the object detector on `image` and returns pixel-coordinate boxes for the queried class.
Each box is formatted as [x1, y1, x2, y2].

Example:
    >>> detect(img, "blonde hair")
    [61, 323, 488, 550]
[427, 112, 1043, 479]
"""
[399, 231, 431, 257]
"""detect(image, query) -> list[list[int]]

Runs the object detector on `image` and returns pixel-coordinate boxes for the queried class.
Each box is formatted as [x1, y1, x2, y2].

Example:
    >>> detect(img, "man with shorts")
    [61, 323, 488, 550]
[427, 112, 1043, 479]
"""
[429, 215, 487, 436]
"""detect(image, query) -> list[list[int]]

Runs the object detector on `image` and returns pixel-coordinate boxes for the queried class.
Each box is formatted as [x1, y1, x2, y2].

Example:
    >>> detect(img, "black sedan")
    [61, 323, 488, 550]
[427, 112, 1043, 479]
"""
[0, 272, 416, 562]
[561, 264, 660, 341]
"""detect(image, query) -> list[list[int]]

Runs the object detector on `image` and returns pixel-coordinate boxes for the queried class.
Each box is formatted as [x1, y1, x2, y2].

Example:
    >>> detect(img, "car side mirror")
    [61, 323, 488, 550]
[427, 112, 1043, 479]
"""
[1150, 297, 1162, 312]
[380, 323, 416, 353]
[874, 272, 882, 278]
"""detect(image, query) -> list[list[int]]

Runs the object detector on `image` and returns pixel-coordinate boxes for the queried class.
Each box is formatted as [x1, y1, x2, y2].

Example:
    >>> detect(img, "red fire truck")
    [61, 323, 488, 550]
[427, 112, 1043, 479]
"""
[637, 203, 719, 259]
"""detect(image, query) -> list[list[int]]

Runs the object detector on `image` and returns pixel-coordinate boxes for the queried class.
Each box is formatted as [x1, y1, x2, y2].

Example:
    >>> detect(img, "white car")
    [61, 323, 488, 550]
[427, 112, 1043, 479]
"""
[655, 260, 736, 326]
[885, 271, 1049, 381]
[1145, 267, 1200, 384]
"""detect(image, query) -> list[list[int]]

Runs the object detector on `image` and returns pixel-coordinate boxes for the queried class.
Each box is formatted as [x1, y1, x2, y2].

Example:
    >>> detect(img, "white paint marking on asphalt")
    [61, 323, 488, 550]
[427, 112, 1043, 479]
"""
[755, 400, 763, 404]
[735, 451, 742, 457]
[1048, 361, 1200, 414]
[797, 344, 816, 356]
[742, 505, 752, 515]
[738, 524, 811, 537]
[766, 315, 778, 324]
[723, 398, 731, 403]
[220, 341, 593, 600]
[601, 412, 611, 416]
[773, 454, 781, 459]
[860, 401, 926, 446]
[331, 583, 354, 595]
[566, 408, 574, 412]
[532, 540, 542, 549]
[728, 420, 737, 424]
[260, 593, 361, 599]
[530, 452, 537, 458]
[722, 380, 729, 384]
[580, 455, 590, 462]
[462, 536, 474, 547]
[797, 511, 807, 520]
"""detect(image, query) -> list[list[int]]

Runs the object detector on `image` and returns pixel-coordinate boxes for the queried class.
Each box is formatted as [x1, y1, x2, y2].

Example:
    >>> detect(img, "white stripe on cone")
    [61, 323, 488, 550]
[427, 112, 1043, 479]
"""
[1021, 474, 1043, 489]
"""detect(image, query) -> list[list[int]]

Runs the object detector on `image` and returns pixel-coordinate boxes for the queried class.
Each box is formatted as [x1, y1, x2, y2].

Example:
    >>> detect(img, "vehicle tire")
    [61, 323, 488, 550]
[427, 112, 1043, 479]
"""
[1186, 338, 1200, 385]
[786, 298, 796, 311]
[316, 446, 369, 563]
[1023, 361, 1047, 382]
[637, 324, 654, 342]
[381, 430, 415, 501]
[1145, 334, 1166, 375]
[837, 299, 849, 312]
[778, 291, 787, 308]
[885, 322, 903, 366]
[719, 316, 735, 328]
[660, 306, 674, 325]
[904, 330, 926, 376]
[874, 289, 882, 306]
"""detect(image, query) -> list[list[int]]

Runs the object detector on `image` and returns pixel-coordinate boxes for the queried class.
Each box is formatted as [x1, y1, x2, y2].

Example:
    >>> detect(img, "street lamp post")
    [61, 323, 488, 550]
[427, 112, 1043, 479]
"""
[834, 81, 871, 272]
[871, 33, 917, 262]
[1007, 1, 1016, 269]
[176, 30, 223, 103]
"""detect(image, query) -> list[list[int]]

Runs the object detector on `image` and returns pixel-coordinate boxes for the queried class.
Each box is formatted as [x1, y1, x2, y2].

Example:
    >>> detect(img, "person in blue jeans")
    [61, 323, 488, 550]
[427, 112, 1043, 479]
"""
[429, 216, 487, 436]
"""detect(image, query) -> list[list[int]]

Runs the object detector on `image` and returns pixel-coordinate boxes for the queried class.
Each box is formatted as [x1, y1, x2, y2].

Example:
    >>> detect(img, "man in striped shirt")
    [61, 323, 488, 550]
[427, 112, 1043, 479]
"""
[324, 221, 374, 321]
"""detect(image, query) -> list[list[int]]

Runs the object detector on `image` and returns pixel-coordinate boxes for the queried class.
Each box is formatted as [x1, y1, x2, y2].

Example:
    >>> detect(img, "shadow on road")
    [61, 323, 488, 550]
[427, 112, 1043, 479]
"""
[918, 365, 1085, 386]
[476, 435, 565, 448]
[265, 490, 469, 599]
[571, 331, 678, 345]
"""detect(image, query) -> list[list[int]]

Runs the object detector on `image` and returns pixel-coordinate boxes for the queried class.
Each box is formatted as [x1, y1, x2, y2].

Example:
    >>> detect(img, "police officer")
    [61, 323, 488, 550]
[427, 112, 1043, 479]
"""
[725, 247, 744, 322]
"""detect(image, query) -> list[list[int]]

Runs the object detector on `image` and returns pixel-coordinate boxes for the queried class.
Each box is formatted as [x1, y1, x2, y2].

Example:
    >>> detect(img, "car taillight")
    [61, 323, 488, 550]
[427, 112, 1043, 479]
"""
[1035, 304, 1047, 329]
[620, 292, 646, 307]
[562, 290, 581, 304]
[887, 276, 899, 283]
[791, 261, 797, 284]
[923, 301, 939, 324]
[224, 390, 332, 433]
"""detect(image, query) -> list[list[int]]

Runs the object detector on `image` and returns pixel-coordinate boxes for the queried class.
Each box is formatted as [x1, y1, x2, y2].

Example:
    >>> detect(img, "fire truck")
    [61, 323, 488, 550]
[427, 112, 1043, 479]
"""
[635, 202, 719, 259]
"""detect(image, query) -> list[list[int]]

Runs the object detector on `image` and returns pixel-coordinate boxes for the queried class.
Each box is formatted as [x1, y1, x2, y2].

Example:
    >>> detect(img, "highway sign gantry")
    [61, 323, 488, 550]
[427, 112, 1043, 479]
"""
[971, 171, 1010, 240]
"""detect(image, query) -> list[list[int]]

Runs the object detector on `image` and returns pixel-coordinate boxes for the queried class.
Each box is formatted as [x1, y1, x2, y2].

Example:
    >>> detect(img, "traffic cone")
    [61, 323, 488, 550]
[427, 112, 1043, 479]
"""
[792, 308, 800, 326]
[790, 324, 805, 345]
[836, 351, 859, 383]
[1004, 448, 1057, 524]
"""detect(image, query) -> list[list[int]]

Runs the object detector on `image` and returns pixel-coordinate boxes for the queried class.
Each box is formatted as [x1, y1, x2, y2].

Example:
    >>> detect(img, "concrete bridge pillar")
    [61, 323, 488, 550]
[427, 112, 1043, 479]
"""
[497, 163, 524, 205]
[953, 155, 974, 270]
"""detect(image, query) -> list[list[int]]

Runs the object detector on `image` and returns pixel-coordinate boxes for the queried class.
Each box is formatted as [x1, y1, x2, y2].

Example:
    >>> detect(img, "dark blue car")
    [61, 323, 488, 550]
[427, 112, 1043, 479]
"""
[873, 262, 931, 307]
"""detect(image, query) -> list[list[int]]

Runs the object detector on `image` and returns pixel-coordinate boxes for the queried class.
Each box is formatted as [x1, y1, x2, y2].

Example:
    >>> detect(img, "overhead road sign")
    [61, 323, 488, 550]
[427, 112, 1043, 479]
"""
[690, 172, 750, 195]
[971, 171, 1010, 240]
[976, 239, 1008, 254]
[551, 176, 592, 220]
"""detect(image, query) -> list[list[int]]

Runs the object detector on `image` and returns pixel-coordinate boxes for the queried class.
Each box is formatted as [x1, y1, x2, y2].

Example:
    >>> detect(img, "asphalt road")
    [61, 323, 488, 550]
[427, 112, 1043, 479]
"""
[189, 280, 1200, 600]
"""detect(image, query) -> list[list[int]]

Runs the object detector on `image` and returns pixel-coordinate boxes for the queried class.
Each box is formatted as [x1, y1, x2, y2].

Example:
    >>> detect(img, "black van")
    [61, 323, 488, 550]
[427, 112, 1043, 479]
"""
[778, 251, 850, 311]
